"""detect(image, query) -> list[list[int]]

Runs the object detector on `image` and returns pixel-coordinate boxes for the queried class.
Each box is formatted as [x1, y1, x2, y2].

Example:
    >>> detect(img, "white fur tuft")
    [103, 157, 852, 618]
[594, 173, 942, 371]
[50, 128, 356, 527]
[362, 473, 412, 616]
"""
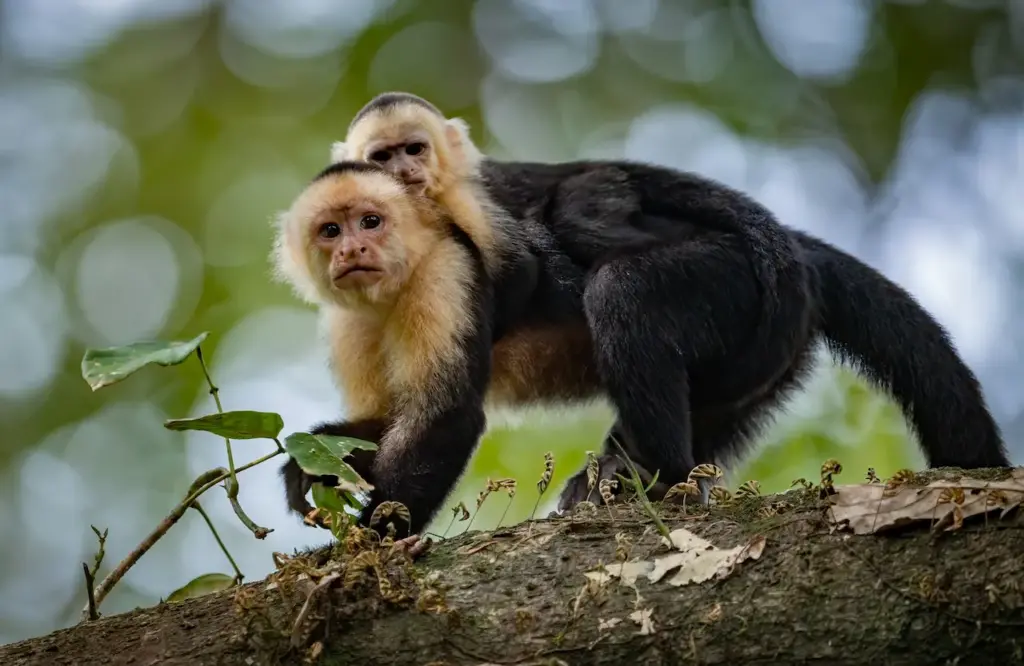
[329, 141, 349, 164]
[444, 117, 483, 173]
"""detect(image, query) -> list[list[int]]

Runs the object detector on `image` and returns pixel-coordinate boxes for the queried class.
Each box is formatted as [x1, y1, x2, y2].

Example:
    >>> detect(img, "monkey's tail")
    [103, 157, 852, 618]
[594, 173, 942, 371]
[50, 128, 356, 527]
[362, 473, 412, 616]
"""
[792, 231, 1009, 469]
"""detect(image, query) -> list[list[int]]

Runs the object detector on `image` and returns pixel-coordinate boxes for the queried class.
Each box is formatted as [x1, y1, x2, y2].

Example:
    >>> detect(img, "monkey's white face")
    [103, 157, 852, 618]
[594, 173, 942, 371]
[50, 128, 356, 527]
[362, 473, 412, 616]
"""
[274, 171, 430, 310]
[334, 105, 483, 200]
[360, 130, 438, 197]
[340, 107, 457, 197]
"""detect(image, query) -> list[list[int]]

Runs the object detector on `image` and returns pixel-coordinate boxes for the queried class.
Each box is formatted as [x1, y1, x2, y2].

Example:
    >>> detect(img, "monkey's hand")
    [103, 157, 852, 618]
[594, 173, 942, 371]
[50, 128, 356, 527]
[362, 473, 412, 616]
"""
[556, 454, 669, 512]
[391, 534, 432, 560]
[281, 420, 384, 527]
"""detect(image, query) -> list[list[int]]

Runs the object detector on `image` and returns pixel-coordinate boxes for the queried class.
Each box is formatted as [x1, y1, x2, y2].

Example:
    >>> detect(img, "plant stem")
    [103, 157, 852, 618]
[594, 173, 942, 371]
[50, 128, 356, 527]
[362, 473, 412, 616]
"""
[608, 435, 671, 540]
[88, 525, 108, 580]
[528, 494, 544, 522]
[195, 345, 238, 493]
[81, 563, 98, 621]
[190, 500, 244, 584]
[224, 478, 273, 539]
[464, 492, 490, 535]
[333, 513, 352, 544]
[526, 493, 546, 537]
[80, 448, 282, 621]
[290, 572, 340, 647]
[441, 514, 458, 540]
[496, 496, 514, 529]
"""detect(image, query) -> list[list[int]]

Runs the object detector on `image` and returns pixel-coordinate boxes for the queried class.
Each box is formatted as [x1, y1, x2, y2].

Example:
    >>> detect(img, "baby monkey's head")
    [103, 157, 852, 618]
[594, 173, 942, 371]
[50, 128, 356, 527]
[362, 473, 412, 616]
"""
[273, 161, 441, 309]
[331, 92, 482, 198]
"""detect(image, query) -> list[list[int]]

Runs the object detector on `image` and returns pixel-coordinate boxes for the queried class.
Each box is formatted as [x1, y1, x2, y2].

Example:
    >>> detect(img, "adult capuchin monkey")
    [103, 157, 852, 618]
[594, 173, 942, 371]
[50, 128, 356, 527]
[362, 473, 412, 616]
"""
[273, 160, 498, 539]
[283, 91, 1009, 537]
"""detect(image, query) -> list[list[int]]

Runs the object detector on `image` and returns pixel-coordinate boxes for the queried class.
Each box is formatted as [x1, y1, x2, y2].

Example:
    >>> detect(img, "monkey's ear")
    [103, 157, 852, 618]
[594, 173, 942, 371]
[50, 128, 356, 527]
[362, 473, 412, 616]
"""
[329, 141, 349, 164]
[444, 117, 482, 169]
[444, 117, 472, 145]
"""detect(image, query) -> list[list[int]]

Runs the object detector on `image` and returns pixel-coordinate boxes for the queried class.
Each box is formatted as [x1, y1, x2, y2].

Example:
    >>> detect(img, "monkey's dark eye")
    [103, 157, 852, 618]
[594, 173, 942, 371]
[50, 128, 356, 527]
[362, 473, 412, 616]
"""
[405, 142, 425, 156]
[360, 214, 381, 230]
[318, 222, 341, 239]
[370, 150, 391, 162]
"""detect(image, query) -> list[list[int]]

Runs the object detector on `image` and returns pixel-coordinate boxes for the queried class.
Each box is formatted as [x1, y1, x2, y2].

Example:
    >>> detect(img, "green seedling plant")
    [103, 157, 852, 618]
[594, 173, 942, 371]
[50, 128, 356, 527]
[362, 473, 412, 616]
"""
[77, 331, 376, 621]
[608, 435, 671, 540]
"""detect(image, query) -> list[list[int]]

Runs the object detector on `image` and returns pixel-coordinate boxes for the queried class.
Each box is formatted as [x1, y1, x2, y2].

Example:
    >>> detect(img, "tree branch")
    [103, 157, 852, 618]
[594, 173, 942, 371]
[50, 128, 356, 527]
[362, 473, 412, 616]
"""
[6, 469, 1023, 666]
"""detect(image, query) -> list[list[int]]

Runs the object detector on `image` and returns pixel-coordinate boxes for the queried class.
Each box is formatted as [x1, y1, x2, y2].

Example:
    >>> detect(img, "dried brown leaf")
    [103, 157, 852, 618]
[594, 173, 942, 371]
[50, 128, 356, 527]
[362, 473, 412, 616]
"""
[665, 534, 765, 586]
[629, 608, 656, 635]
[593, 528, 767, 590]
[601, 560, 655, 586]
[829, 476, 1024, 535]
[649, 528, 765, 586]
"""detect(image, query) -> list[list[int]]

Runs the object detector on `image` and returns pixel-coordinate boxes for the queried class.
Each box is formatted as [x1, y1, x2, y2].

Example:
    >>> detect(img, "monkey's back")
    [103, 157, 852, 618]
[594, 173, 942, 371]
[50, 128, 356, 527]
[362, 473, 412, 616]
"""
[478, 158, 793, 269]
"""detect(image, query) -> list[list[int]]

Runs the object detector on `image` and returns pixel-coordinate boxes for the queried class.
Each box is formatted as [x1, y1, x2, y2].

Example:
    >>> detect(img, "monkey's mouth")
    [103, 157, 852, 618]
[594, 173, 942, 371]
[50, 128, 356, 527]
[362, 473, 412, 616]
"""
[333, 266, 383, 283]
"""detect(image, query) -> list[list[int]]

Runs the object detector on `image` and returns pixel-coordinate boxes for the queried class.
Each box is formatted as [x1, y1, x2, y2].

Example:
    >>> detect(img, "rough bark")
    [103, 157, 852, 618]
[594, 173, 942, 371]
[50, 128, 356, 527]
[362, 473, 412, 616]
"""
[2, 471, 1023, 666]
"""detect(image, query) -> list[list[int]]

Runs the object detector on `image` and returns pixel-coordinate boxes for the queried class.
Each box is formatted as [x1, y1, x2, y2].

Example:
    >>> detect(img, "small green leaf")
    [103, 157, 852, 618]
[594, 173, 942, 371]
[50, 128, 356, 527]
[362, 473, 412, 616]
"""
[283, 432, 377, 494]
[165, 572, 235, 603]
[164, 410, 285, 440]
[81, 332, 209, 391]
[311, 482, 351, 514]
[340, 488, 365, 509]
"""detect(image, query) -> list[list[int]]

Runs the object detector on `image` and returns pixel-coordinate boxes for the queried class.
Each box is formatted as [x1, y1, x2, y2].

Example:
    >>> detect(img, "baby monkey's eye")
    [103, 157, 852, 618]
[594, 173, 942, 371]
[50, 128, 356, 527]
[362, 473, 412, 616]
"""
[318, 222, 341, 239]
[405, 142, 425, 156]
[360, 214, 382, 230]
[370, 150, 391, 162]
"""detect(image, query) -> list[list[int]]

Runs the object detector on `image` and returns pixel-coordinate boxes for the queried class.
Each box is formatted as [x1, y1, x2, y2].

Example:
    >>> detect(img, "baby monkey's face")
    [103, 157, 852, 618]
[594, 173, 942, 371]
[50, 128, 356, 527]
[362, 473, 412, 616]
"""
[360, 130, 437, 197]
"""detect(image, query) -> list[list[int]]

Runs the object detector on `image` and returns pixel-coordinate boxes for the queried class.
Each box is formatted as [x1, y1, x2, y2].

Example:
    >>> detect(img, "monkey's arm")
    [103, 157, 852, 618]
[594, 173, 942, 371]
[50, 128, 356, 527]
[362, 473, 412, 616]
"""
[361, 239, 494, 537]
[280, 418, 389, 520]
[362, 395, 488, 536]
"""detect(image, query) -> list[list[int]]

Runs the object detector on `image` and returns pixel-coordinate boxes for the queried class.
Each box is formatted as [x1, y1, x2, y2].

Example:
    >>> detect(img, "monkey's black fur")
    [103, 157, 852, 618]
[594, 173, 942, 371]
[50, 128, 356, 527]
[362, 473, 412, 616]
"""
[313, 159, 401, 184]
[788, 229, 1005, 469]
[477, 159, 1007, 505]
[284, 155, 1009, 536]
[347, 92, 443, 133]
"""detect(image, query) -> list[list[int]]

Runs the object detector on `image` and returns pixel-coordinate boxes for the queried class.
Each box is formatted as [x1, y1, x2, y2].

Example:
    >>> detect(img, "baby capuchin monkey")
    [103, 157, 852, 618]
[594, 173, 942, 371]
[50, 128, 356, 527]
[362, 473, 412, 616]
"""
[273, 160, 496, 537]
[285, 93, 1010, 536]
[332, 95, 541, 342]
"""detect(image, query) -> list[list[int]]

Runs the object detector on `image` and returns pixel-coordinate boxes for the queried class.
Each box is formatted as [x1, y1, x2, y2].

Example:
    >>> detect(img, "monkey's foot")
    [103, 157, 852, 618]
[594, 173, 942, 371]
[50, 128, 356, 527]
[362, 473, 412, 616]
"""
[557, 455, 690, 513]
[391, 534, 432, 560]
[556, 454, 631, 513]
[303, 508, 329, 529]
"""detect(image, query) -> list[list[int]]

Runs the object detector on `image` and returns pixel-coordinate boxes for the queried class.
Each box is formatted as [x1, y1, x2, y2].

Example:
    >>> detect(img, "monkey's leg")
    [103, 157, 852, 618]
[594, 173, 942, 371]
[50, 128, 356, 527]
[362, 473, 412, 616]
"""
[559, 351, 813, 512]
[357, 300, 495, 538]
[559, 239, 770, 512]
[684, 407, 775, 504]
[556, 421, 669, 511]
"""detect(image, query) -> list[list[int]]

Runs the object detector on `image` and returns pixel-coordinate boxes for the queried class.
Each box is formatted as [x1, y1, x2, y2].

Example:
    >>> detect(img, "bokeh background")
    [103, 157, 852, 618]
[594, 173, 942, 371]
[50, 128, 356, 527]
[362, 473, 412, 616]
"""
[2, 0, 1023, 646]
